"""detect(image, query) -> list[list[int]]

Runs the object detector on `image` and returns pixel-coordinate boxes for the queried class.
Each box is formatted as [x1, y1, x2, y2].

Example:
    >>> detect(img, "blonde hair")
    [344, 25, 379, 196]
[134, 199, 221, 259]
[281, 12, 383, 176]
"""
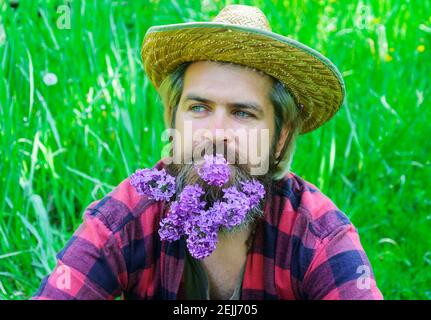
[157, 61, 303, 180]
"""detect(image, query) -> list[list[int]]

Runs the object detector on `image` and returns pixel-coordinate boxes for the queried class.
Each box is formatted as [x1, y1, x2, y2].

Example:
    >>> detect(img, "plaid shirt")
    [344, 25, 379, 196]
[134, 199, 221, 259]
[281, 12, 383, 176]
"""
[32, 160, 383, 300]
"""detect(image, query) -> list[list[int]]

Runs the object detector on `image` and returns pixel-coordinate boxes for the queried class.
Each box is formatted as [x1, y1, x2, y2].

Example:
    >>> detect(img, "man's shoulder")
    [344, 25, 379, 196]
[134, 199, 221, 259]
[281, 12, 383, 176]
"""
[273, 171, 353, 241]
[83, 160, 170, 235]
[84, 175, 163, 235]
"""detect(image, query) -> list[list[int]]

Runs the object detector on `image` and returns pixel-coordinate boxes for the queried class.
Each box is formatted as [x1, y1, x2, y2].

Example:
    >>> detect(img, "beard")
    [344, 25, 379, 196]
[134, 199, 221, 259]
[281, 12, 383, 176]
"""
[165, 140, 277, 236]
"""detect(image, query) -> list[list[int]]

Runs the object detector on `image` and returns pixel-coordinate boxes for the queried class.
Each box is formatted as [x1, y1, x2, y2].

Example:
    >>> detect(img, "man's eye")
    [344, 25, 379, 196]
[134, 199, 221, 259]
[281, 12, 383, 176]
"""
[190, 105, 207, 113]
[234, 110, 254, 119]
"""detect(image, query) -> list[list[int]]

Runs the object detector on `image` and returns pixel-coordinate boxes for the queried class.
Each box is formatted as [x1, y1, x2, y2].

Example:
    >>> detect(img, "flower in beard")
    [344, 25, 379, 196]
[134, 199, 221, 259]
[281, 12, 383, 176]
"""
[206, 201, 229, 226]
[182, 201, 230, 259]
[158, 216, 182, 241]
[241, 179, 266, 208]
[158, 184, 206, 242]
[134, 157, 267, 259]
[221, 180, 266, 229]
[195, 154, 230, 187]
[221, 186, 251, 229]
[175, 184, 206, 213]
[186, 228, 219, 259]
[130, 168, 175, 201]
[184, 210, 220, 259]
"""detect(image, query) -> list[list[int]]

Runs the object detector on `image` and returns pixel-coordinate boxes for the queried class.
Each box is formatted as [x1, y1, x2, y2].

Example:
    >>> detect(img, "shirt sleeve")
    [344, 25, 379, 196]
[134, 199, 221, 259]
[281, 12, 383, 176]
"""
[31, 201, 127, 300]
[301, 224, 384, 300]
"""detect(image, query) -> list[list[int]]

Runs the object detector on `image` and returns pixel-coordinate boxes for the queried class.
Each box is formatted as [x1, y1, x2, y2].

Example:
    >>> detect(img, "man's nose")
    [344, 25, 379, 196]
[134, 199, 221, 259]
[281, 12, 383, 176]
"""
[209, 108, 233, 143]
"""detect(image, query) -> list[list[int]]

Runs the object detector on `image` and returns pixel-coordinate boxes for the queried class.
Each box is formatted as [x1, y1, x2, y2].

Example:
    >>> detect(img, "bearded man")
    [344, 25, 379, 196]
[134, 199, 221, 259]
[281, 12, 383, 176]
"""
[33, 5, 383, 300]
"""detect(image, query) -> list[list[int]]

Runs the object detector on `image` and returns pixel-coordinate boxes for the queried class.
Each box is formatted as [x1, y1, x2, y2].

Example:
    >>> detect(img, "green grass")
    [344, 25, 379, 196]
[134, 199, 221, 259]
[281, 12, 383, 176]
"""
[0, 0, 430, 300]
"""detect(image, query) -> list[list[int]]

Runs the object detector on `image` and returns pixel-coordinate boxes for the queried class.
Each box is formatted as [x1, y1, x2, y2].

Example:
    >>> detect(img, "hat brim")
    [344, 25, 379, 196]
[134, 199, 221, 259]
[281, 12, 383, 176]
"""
[141, 22, 346, 134]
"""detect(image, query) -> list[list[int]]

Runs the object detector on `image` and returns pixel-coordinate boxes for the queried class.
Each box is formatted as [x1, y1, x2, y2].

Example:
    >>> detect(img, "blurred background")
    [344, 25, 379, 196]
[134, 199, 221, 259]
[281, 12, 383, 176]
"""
[0, 0, 430, 299]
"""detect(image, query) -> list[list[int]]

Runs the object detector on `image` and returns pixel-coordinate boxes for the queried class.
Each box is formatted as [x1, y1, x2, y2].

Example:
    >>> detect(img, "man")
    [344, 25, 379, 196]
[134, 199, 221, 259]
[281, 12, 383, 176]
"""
[33, 4, 383, 300]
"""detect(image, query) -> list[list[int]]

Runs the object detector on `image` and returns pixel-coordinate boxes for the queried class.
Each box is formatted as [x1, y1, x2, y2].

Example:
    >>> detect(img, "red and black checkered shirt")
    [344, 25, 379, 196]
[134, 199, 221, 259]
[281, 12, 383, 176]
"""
[32, 160, 383, 300]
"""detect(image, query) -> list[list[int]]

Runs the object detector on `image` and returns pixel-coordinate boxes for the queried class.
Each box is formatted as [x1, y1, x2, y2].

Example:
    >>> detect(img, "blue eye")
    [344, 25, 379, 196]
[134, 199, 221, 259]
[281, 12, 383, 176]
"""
[190, 105, 207, 113]
[234, 110, 254, 119]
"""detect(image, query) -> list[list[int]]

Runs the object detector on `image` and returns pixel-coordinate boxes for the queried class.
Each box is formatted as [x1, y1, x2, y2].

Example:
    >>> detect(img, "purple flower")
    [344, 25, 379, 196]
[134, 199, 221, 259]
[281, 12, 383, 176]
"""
[241, 179, 266, 208]
[175, 184, 206, 213]
[137, 161, 266, 259]
[186, 224, 219, 259]
[206, 201, 229, 227]
[222, 186, 250, 229]
[163, 201, 186, 227]
[130, 168, 176, 201]
[158, 218, 182, 241]
[181, 201, 226, 253]
[159, 180, 266, 257]
[196, 154, 230, 187]
[159, 202, 184, 242]
[158, 184, 206, 242]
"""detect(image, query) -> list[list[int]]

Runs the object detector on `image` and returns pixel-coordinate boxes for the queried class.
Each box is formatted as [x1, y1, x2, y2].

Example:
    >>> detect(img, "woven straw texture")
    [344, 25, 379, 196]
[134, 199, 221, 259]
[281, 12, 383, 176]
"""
[141, 5, 345, 134]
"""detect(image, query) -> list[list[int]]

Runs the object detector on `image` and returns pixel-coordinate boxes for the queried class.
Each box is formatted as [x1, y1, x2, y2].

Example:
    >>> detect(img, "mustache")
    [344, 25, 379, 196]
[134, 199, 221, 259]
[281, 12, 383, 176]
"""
[168, 140, 250, 186]
[166, 141, 271, 204]
[185, 139, 246, 166]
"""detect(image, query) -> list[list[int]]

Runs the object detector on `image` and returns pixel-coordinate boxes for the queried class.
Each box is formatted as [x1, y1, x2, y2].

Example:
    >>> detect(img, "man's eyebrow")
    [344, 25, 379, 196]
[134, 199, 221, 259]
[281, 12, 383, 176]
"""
[184, 94, 264, 115]
[184, 94, 212, 104]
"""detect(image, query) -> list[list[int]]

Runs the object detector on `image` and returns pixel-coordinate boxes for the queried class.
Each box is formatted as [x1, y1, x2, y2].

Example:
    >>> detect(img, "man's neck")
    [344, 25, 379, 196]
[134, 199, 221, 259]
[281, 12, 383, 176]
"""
[202, 225, 254, 263]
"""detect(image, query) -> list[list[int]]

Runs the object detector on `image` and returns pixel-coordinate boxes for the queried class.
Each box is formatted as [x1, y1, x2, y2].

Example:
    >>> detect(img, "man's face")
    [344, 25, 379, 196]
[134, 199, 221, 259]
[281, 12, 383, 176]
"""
[165, 61, 280, 233]
[174, 60, 276, 173]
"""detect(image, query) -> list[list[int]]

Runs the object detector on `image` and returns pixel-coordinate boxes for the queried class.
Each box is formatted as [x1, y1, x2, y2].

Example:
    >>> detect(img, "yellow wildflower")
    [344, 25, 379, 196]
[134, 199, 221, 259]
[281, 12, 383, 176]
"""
[417, 44, 425, 53]
[385, 53, 393, 62]
[372, 17, 381, 24]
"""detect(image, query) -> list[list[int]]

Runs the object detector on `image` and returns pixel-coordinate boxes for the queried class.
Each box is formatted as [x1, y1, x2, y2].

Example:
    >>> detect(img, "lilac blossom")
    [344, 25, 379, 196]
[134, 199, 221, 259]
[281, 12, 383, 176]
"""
[185, 213, 219, 259]
[158, 218, 182, 241]
[196, 154, 230, 187]
[222, 186, 250, 229]
[174, 184, 206, 213]
[186, 229, 219, 259]
[241, 179, 266, 208]
[131, 164, 266, 260]
[130, 168, 176, 201]
[158, 184, 205, 243]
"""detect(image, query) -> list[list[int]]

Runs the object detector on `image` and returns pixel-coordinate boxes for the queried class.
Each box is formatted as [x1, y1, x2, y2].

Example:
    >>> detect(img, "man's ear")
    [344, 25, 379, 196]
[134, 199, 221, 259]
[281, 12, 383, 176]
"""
[275, 125, 290, 159]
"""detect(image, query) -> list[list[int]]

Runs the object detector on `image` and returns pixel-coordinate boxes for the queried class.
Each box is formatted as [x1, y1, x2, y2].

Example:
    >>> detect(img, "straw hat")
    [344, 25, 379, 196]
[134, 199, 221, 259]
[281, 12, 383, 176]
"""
[141, 4, 345, 134]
